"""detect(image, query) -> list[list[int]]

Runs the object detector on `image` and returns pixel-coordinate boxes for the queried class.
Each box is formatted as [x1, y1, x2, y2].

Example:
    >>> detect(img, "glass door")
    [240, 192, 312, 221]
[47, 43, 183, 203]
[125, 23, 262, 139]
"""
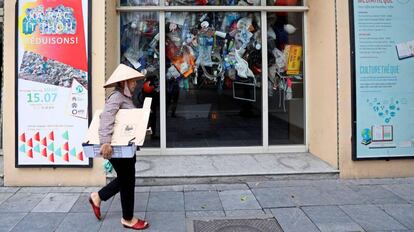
[117, 0, 307, 152]
[164, 12, 263, 147]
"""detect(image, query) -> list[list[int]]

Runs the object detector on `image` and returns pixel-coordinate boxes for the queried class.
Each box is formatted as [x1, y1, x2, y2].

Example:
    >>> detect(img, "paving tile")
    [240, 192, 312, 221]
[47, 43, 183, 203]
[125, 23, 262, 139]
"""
[185, 210, 225, 218]
[56, 212, 103, 232]
[345, 178, 414, 186]
[11, 213, 65, 232]
[0, 213, 26, 232]
[145, 211, 185, 232]
[247, 180, 314, 189]
[379, 204, 414, 229]
[340, 205, 407, 231]
[134, 192, 150, 212]
[184, 184, 216, 191]
[343, 179, 386, 186]
[218, 190, 261, 210]
[309, 179, 348, 188]
[249, 179, 344, 189]
[270, 207, 320, 232]
[17, 187, 52, 194]
[302, 206, 364, 232]
[184, 191, 223, 211]
[134, 186, 151, 192]
[403, 177, 414, 184]
[70, 193, 113, 213]
[150, 185, 183, 192]
[225, 209, 266, 218]
[281, 186, 335, 206]
[108, 194, 122, 212]
[377, 230, 414, 232]
[252, 188, 296, 208]
[214, 184, 249, 191]
[147, 191, 184, 212]
[99, 211, 145, 232]
[0, 192, 13, 205]
[263, 208, 274, 215]
[0, 193, 46, 212]
[0, 187, 20, 193]
[83, 187, 101, 193]
[49, 187, 86, 193]
[348, 185, 408, 204]
[109, 192, 149, 212]
[384, 184, 414, 202]
[319, 185, 368, 205]
[32, 193, 80, 213]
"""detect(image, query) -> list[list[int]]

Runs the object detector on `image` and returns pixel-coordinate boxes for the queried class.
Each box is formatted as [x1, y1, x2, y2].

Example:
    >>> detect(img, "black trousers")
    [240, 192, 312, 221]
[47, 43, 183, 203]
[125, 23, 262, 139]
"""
[98, 155, 136, 220]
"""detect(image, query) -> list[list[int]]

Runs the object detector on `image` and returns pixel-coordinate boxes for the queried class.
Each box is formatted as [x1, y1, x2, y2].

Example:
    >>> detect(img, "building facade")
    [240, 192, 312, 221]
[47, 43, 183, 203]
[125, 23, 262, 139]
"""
[2, 0, 414, 186]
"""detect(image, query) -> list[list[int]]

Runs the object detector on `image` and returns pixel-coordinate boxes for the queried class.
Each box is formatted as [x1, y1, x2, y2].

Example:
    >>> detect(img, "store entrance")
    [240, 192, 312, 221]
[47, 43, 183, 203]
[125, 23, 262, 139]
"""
[119, 10, 304, 149]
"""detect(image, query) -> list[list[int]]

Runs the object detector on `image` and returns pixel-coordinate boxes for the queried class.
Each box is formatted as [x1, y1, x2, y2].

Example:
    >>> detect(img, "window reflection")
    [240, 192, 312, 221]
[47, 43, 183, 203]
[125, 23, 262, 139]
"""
[267, 12, 304, 145]
[120, 12, 160, 147]
[165, 12, 263, 147]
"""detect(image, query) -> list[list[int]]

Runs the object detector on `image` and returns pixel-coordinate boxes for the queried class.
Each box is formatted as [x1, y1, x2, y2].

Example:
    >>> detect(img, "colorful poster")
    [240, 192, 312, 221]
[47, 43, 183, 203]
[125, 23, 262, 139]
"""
[351, 0, 414, 159]
[16, 0, 90, 166]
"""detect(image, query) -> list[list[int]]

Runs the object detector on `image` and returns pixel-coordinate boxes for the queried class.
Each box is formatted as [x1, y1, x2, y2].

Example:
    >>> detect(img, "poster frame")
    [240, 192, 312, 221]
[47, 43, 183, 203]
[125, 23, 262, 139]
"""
[14, 0, 93, 168]
[349, 0, 414, 161]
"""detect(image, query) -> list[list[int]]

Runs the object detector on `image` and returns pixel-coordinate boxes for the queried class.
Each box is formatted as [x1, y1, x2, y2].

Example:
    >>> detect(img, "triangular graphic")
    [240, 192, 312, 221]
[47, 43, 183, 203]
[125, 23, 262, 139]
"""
[55, 148, 62, 157]
[48, 143, 54, 152]
[63, 142, 69, 151]
[19, 144, 26, 153]
[70, 148, 76, 157]
[48, 153, 55, 162]
[63, 153, 69, 162]
[41, 137, 47, 146]
[27, 149, 33, 158]
[34, 144, 41, 153]
[41, 148, 47, 157]
[62, 131, 69, 140]
[27, 138, 33, 148]
[20, 133, 26, 142]
[34, 132, 40, 141]
[77, 151, 84, 161]
[48, 131, 54, 141]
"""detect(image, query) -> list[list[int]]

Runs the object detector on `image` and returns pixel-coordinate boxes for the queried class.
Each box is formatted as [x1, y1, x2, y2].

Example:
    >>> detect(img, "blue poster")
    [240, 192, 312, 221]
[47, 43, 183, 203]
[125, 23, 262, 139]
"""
[353, 0, 414, 159]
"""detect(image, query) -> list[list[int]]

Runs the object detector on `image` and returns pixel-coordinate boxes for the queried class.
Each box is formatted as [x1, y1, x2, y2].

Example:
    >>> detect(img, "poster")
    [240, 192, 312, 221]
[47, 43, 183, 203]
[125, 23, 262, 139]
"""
[351, 0, 414, 159]
[16, 0, 91, 166]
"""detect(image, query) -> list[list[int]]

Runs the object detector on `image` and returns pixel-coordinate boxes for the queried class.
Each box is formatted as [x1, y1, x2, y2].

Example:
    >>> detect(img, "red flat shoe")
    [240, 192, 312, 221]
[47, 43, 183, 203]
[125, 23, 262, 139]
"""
[88, 197, 101, 220]
[122, 219, 150, 230]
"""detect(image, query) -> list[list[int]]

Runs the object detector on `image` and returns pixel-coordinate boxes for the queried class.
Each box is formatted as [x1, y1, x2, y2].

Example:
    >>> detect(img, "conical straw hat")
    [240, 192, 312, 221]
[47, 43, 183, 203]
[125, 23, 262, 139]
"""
[104, 64, 145, 88]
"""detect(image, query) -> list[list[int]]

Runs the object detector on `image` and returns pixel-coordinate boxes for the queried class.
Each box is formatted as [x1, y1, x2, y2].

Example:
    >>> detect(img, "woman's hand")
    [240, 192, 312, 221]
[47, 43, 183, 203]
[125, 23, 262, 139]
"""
[100, 143, 113, 159]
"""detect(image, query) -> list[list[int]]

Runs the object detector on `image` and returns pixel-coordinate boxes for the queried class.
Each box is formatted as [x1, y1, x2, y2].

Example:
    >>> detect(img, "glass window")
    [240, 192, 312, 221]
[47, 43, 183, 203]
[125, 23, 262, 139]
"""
[267, 0, 303, 6]
[120, 12, 160, 147]
[120, 0, 159, 6]
[267, 12, 304, 145]
[165, 12, 262, 147]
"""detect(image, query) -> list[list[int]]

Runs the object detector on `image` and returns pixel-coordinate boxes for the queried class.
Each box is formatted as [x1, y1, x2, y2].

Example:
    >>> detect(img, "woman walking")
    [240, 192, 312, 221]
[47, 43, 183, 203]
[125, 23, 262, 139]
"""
[89, 64, 150, 230]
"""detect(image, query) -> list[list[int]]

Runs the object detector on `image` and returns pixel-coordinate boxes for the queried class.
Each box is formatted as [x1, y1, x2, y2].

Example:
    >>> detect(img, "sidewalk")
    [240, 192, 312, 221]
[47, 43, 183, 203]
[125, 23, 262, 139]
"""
[0, 178, 414, 232]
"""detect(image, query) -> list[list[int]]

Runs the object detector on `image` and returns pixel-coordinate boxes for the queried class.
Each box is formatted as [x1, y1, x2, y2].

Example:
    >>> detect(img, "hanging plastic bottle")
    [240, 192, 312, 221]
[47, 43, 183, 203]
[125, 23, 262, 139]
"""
[181, 18, 190, 42]
[193, 69, 198, 85]
[286, 78, 293, 100]
[222, 39, 228, 57]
